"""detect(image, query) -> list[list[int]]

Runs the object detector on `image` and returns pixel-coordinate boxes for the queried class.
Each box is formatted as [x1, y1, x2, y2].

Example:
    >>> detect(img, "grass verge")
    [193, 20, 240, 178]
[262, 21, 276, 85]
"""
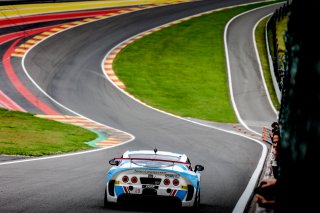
[0, 108, 96, 156]
[113, 1, 277, 123]
[276, 16, 288, 52]
[256, 16, 280, 110]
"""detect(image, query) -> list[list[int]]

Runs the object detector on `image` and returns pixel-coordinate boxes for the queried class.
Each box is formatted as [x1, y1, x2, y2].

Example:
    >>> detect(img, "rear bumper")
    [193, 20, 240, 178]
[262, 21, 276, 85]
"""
[118, 193, 182, 206]
[111, 193, 194, 207]
[118, 194, 195, 207]
[106, 181, 196, 207]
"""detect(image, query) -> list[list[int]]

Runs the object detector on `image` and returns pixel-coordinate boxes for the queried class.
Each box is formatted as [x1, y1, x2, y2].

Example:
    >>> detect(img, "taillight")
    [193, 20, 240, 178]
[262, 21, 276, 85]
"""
[163, 178, 170, 186]
[122, 176, 129, 183]
[173, 179, 179, 186]
[131, 176, 138, 183]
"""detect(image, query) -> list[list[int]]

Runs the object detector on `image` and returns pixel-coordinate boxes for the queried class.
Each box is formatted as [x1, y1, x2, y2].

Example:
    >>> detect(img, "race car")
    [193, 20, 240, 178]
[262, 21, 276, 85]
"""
[104, 149, 204, 208]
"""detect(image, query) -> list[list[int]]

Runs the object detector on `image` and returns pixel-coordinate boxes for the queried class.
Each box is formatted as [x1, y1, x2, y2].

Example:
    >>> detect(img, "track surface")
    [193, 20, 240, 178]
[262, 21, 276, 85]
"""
[226, 4, 279, 133]
[0, 0, 277, 212]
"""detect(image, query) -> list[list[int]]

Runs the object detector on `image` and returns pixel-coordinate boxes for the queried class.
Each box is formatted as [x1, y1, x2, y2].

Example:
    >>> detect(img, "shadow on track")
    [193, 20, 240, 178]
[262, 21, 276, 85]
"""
[101, 199, 221, 213]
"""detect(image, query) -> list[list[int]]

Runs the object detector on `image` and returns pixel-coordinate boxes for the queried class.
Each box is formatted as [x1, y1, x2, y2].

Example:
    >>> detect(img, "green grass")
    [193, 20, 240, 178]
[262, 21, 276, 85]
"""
[0, 108, 96, 156]
[276, 16, 288, 81]
[276, 16, 288, 52]
[255, 16, 280, 110]
[114, 2, 276, 123]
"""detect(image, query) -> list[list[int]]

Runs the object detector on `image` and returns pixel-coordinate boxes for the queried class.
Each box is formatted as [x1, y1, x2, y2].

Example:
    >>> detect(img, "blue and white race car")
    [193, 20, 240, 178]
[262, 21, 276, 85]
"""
[104, 149, 204, 208]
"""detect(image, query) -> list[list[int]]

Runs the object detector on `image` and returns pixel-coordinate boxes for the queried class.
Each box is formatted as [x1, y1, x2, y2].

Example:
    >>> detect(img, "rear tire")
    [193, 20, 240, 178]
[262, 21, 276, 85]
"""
[104, 189, 110, 208]
[193, 189, 200, 209]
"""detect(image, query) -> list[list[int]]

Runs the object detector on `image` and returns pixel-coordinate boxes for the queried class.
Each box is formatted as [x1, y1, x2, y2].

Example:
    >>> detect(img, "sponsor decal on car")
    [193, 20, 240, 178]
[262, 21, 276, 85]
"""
[165, 174, 180, 179]
[134, 170, 167, 175]
[181, 185, 188, 190]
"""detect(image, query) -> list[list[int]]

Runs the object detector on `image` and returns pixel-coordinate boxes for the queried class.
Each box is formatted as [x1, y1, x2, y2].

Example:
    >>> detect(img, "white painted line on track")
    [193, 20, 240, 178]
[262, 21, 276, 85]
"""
[0, 139, 134, 166]
[253, 13, 279, 115]
[224, 14, 256, 135]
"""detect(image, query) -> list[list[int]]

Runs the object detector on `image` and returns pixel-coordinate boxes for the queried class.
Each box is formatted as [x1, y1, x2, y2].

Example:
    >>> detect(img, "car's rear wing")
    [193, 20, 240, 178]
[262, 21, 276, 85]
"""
[109, 157, 191, 166]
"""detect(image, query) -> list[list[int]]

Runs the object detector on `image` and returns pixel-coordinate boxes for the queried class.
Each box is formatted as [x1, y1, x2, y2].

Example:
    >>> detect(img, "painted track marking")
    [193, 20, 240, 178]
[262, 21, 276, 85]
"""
[0, 0, 192, 18]
[0, 89, 25, 111]
[36, 115, 132, 148]
[3, 38, 60, 115]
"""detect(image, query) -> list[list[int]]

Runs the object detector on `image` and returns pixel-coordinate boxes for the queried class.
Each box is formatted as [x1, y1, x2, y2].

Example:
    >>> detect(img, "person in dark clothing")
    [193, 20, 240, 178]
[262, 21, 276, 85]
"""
[269, 121, 279, 141]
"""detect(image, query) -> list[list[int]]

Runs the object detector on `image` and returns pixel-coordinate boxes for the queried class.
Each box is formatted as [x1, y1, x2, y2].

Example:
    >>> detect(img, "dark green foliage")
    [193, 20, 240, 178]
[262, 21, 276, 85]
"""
[278, 0, 320, 211]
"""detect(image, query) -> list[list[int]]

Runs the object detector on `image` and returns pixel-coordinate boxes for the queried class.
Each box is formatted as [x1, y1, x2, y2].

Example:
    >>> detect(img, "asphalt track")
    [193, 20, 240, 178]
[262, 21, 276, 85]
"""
[0, 0, 278, 212]
[225, 4, 280, 134]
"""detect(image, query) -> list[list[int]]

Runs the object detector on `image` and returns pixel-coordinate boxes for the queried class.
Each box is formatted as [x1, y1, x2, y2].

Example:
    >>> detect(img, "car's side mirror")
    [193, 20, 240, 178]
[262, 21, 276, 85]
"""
[109, 159, 119, 166]
[194, 165, 204, 172]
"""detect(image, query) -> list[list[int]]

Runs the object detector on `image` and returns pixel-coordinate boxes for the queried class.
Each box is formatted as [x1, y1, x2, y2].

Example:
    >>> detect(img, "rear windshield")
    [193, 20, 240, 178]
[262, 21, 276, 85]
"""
[128, 154, 182, 168]
[128, 154, 181, 161]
